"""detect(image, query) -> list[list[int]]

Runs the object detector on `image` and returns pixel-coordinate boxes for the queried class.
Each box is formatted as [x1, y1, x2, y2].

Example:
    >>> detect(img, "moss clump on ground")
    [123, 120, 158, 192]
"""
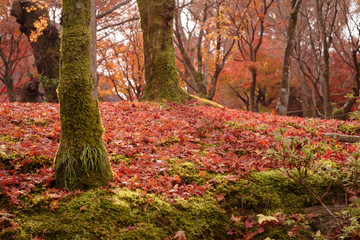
[110, 154, 132, 165]
[214, 169, 343, 215]
[190, 95, 224, 108]
[338, 122, 360, 135]
[1, 165, 345, 239]
[166, 159, 206, 185]
[6, 189, 228, 240]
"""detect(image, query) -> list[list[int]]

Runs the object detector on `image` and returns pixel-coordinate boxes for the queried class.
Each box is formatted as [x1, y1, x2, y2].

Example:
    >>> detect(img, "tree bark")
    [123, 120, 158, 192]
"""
[6, 80, 16, 102]
[91, 0, 98, 99]
[275, 0, 302, 116]
[137, 0, 190, 103]
[11, 0, 60, 102]
[54, 0, 113, 189]
[20, 77, 44, 103]
[249, 67, 258, 112]
[315, 0, 338, 118]
[296, 62, 317, 117]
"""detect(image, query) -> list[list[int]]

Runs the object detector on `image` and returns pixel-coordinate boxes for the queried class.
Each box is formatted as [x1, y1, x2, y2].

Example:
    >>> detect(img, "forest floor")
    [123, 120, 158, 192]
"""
[0, 100, 359, 239]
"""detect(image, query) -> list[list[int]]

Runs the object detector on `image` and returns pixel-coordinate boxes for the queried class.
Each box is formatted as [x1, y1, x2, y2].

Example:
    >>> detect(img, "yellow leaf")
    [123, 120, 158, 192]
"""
[257, 214, 278, 224]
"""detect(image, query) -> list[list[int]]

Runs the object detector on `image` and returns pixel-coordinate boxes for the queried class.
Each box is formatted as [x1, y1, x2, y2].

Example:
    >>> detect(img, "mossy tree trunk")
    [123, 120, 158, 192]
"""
[11, 0, 60, 102]
[136, 0, 190, 103]
[54, 0, 113, 190]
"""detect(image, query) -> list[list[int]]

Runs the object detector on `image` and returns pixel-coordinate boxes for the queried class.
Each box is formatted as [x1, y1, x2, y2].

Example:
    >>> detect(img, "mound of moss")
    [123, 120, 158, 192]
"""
[1, 166, 344, 239]
[338, 122, 360, 135]
[4, 189, 228, 240]
[214, 169, 343, 215]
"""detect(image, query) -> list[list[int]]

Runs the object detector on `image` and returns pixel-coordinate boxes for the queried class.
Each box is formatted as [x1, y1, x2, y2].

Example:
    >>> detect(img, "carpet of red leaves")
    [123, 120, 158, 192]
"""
[0, 101, 356, 210]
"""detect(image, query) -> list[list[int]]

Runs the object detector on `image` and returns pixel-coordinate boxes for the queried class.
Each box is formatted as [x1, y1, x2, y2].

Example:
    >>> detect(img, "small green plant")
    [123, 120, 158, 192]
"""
[342, 144, 360, 202]
[55, 145, 107, 189]
[267, 133, 360, 238]
[338, 199, 360, 239]
[305, 119, 319, 135]
[285, 122, 301, 129]
[266, 132, 341, 224]
[348, 95, 360, 121]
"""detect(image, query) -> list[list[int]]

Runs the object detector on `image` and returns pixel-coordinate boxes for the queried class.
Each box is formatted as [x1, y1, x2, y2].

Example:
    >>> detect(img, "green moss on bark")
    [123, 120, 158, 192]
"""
[137, 0, 190, 103]
[54, 0, 112, 189]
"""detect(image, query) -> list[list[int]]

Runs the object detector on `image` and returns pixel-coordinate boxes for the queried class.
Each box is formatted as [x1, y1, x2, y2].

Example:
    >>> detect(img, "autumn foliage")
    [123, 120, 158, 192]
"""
[0, 101, 355, 205]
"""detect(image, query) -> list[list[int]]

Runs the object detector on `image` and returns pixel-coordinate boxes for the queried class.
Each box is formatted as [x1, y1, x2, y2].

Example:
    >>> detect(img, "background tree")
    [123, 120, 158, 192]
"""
[136, 0, 190, 103]
[315, 0, 339, 118]
[332, 0, 360, 117]
[54, 0, 113, 189]
[275, 0, 303, 116]
[98, 23, 144, 101]
[228, 0, 275, 112]
[293, 0, 340, 118]
[0, 18, 31, 102]
[221, 43, 282, 111]
[175, 0, 235, 100]
[11, 0, 60, 102]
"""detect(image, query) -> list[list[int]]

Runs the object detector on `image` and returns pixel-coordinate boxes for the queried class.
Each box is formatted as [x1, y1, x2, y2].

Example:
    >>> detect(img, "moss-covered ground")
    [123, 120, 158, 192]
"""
[1, 101, 358, 239]
[1, 163, 345, 239]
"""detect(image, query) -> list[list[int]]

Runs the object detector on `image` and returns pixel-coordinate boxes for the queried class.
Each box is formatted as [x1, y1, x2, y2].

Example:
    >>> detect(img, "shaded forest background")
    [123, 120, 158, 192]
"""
[1, 0, 360, 119]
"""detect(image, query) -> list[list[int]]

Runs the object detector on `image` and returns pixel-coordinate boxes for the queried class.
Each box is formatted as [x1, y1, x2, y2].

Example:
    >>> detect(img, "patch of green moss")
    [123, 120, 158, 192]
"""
[338, 122, 360, 135]
[258, 105, 273, 113]
[19, 156, 53, 173]
[256, 226, 311, 240]
[0, 134, 16, 143]
[190, 95, 224, 108]
[167, 160, 204, 185]
[332, 108, 350, 120]
[6, 188, 229, 240]
[214, 169, 342, 215]
[28, 117, 50, 127]
[234, 149, 250, 156]
[0, 153, 52, 173]
[110, 155, 132, 165]
[225, 121, 267, 133]
[160, 136, 181, 147]
[0, 153, 17, 169]
[285, 122, 301, 129]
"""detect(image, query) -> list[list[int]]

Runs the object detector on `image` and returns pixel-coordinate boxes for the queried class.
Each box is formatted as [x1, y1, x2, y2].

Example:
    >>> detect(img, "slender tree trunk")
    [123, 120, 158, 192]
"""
[276, 0, 303, 116]
[174, 2, 208, 99]
[296, 62, 316, 117]
[320, 49, 331, 118]
[54, 0, 113, 190]
[334, 48, 360, 118]
[352, 48, 360, 97]
[6, 80, 16, 102]
[249, 67, 258, 112]
[316, 0, 337, 118]
[11, 0, 60, 102]
[137, 0, 190, 103]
